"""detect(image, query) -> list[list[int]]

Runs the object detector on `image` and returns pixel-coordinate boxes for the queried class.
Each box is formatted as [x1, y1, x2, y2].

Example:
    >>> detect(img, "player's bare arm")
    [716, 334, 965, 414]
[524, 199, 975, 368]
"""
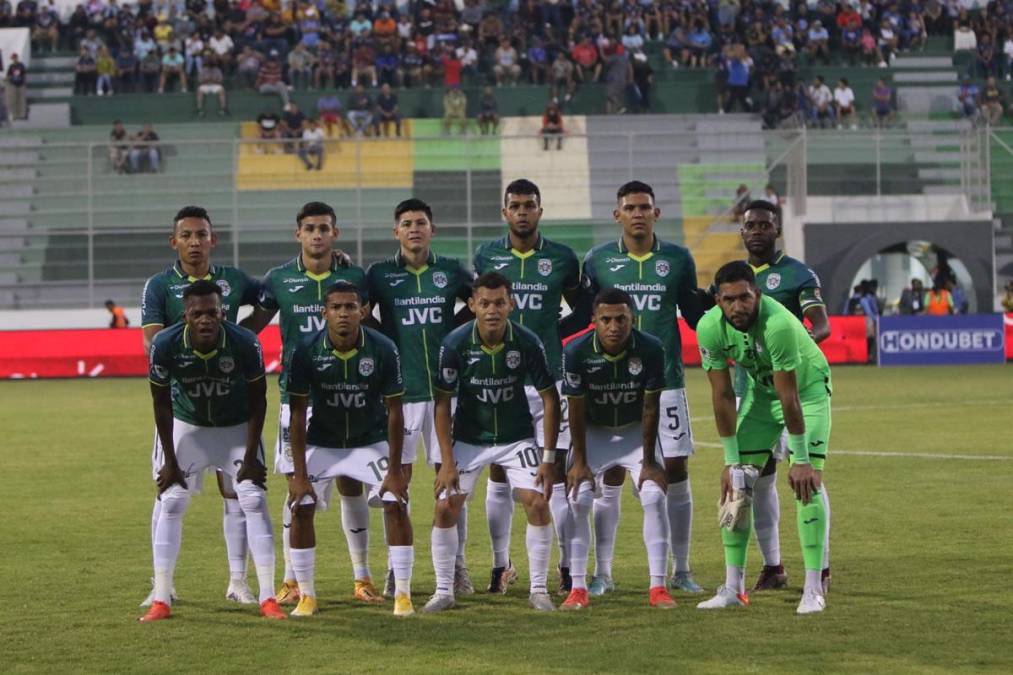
[239, 306, 277, 334]
[143, 324, 163, 356]
[637, 390, 667, 493]
[433, 390, 459, 497]
[773, 369, 820, 504]
[533, 385, 560, 499]
[151, 381, 187, 493]
[287, 393, 316, 507]
[565, 395, 593, 499]
[236, 376, 268, 488]
[380, 395, 410, 504]
[707, 368, 738, 504]
[804, 304, 832, 343]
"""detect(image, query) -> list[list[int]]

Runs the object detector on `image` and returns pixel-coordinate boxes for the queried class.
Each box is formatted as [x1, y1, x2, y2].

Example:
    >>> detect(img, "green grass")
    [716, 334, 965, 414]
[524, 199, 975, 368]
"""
[2, 365, 1012, 673]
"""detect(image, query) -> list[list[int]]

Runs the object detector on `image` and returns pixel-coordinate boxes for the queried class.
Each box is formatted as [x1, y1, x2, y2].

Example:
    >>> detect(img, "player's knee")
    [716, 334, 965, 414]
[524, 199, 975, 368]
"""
[638, 481, 666, 507]
[434, 496, 459, 524]
[488, 463, 508, 483]
[235, 481, 267, 514]
[664, 457, 688, 483]
[336, 476, 364, 497]
[160, 485, 191, 516]
[292, 503, 316, 523]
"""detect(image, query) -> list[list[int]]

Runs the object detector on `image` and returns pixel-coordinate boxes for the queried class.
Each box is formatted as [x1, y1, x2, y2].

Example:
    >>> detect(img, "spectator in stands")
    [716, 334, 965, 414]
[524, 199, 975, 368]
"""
[108, 119, 129, 173]
[106, 299, 129, 328]
[352, 36, 378, 88]
[298, 117, 325, 171]
[159, 46, 187, 94]
[541, 101, 564, 150]
[527, 37, 549, 85]
[1001, 281, 1013, 313]
[184, 33, 205, 82]
[761, 79, 786, 129]
[954, 21, 977, 53]
[861, 279, 880, 362]
[317, 92, 348, 137]
[686, 20, 714, 68]
[905, 11, 927, 52]
[631, 50, 654, 114]
[139, 48, 161, 93]
[878, 19, 898, 66]
[976, 32, 997, 79]
[95, 46, 115, 96]
[981, 76, 1005, 126]
[723, 44, 752, 113]
[924, 280, 954, 315]
[1004, 34, 1013, 82]
[808, 75, 834, 127]
[860, 27, 882, 66]
[74, 46, 97, 96]
[288, 42, 316, 91]
[731, 184, 751, 217]
[549, 50, 576, 104]
[347, 83, 373, 136]
[807, 19, 831, 65]
[845, 284, 865, 315]
[923, 0, 949, 37]
[376, 42, 402, 87]
[477, 86, 498, 135]
[261, 12, 289, 57]
[153, 13, 175, 53]
[456, 38, 479, 79]
[255, 50, 289, 105]
[4, 52, 27, 122]
[494, 37, 521, 86]
[899, 278, 926, 315]
[129, 122, 161, 173]
[957, 76, 980, 120]
[442, 84, 468, 135]
[195, 55, 227, 116]
[209, 28, 235, 74]
[31, 0, 58, 53]
[313, 41, 339, 90]
[374, 83, 402, 137]
[834, 77, 857, 129]
[871, 78, 895, 127]
[280, 102, 306, 150]
[571, 36, 601, 82]
[662, 23, 687, 69]
[80, 29, 104, 59]
[949, 277, 969, 314]
[401, 42, 428, 88]
[256, 110, 281, 153]
[603, 44, 633, 114]
[115, 48, 137, 93]
[236, 46, 262, 89]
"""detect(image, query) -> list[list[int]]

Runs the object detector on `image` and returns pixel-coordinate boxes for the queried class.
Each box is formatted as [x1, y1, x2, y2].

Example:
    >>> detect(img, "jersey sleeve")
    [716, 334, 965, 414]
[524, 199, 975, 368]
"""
[351, 267, 369, 305]
[239, 270, 261, 307]
[364, 264, 380, 308]
[472, 247, 486, 275]
[797, 266, 825, 314]
[676, 253, 704, 329]
[766, 315, 801, 372]
[643, 342, 666, 392]
[286, 341, 312, 396]
[562, 248, 580, 291]
[455, 262, 475, 302]
[434, 340, 461, 394]
[696, 314, 729, 371]
[239, 332, 266, 382]
[526, 335, 555, 392]
[257, 273, 279, 312]
[141, 275, 166, 327]
[381, 341, 405, 397]
[561, 342, 585, 397]
[148, 334, 172, 386]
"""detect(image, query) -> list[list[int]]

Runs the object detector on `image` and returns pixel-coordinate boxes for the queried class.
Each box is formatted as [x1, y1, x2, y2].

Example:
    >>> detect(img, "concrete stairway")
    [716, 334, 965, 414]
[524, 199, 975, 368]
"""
[893, 55, 960, 115]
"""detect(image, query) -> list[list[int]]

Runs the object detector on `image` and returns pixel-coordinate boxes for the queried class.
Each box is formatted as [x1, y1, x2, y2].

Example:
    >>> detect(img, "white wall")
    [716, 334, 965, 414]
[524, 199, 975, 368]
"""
[0, 28, 31, 69]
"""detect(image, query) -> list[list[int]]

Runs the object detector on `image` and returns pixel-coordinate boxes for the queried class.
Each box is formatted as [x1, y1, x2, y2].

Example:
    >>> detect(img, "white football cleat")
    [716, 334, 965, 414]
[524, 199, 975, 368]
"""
[796, 590, 826, 615]
[226, 578, 257, 604]
[422, 593, 456, 613]
[696, 585, 749, 609]
[528, 592, 556, 611]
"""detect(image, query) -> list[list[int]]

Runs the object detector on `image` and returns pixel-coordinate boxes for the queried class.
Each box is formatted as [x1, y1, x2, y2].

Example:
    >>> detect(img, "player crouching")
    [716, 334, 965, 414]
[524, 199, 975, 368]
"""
[560, 289, 677, 610]
[141, 280, 284, 622]
[285, 281, 415, 617]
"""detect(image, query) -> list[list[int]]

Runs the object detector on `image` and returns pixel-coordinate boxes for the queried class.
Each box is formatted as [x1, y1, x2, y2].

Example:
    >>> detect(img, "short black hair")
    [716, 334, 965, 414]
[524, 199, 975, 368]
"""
[183, 279, 223, 300]
[742, 199, 781, 223]
[324, 280, 364, 303]
[616, 180, 655, 203]
[105, 299, 115, 306]
[592, 288, 633, 310]
[714, 261, 756, 288]
[173, 205, 212, 233]
[394, 198, 433, 224]
[297, 201, 337, 227]
[504, 178, 541, 206]
[473, 271, 512, 294]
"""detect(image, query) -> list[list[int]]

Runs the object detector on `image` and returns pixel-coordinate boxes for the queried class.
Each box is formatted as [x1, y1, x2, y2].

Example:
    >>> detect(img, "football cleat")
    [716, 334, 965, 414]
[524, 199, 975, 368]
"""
[669, 571, 704, 593]
[259, 598, 287, 620]
[274, 580, 300, 605]
[528, 592, 556, 612]
[226, 579, 257, 604]
[557, 565, 572, 595]
[454, 565, 476, 595]
[290, 594, 318, 617]
[797, 590, 826, 615]
[487, 562, 518, 594]
[560, 588, 590, 611]
[140, 578, 177, 607]
[588, 575, 615, 597]
[821, 567, 831, 596]
[138, 600, 171, 622]
[696, 585, 749, 609]
[354, 578, 384, 604]
[752, 564, 788, 591]
[383, 569, 396, 599]
[393, 592, 415, 617]
[649, 586, 677, 609]
[422, 593, 456, 613]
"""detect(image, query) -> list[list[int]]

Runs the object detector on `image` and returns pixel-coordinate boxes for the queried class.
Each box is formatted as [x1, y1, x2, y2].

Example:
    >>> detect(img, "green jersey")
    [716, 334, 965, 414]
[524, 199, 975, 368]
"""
[287, 326, 404, 449]
[473, 234, 579, 378]
[142, 261, 259, 328]
[750, 252, 824, 321]
[581, 236, 702, 389]
[435, 320, 555, 445]
[258, 255, 367, 402]
[697, 296, 832, 400]
[366, 250, 472, 403]
[148, 321, 266, 427]
[561, 328, 666, 428]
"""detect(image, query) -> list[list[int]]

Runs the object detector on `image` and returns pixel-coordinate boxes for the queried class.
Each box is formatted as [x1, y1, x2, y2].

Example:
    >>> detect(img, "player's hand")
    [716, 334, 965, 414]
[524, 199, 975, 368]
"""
[333, 250, 353, 267]
[433, 463, 460, 499]
[236, 456, 267, 489]
[287, 474, 317, 510]
[788, 463, 821, 505]
[566, 461, 594, 501]
[534, 462, 556, 500]
[156, 461, 188, 494]
[719, 465, 733, 505]
[637, 459, 668, 494]
[380, 465, 410, 505]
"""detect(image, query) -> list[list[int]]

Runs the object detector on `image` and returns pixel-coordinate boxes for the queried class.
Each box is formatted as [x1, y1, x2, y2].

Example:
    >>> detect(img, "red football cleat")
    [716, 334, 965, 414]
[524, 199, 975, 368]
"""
[649, 586, 677, 609]
[260, 598, 287, 620]
[139, 600, 171, 622]
[560, 588, 590, 611]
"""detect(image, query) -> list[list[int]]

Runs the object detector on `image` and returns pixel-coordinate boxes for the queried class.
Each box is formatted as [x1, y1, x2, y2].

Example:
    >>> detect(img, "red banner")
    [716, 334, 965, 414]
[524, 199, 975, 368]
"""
[1006, 314, 1013, 359]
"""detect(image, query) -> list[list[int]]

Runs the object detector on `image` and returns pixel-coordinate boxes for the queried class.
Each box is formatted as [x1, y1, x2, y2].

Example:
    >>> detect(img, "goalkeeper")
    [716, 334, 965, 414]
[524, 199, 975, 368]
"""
[695, 261, 831, 615]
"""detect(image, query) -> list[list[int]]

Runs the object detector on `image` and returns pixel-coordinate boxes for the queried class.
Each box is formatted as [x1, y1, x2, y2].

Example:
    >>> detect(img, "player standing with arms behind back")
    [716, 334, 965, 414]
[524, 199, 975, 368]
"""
[578, 181, 705, 595]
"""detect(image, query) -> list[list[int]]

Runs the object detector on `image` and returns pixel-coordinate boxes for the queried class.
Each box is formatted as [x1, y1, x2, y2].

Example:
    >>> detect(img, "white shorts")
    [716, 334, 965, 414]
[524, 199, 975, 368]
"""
[274, 403, 314, 474]
[301, 442, 399, 510]
[151, 420, 263, 494]
[443, 438, 542, 500]
[405, 398, 456, 465]
[569, 422, 665, 498]
[526, 382, 571, 451]
[198, 83, 224, 95]
[659, 388, 694, 458]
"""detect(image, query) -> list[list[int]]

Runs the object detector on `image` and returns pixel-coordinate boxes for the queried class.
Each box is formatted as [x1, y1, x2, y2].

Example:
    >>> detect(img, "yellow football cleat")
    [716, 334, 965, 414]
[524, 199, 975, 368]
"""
[393, 592, 415, 617]
[290, 594, 318, 617]
[354, 578, 384, 604]
[275, 580, 300, 605]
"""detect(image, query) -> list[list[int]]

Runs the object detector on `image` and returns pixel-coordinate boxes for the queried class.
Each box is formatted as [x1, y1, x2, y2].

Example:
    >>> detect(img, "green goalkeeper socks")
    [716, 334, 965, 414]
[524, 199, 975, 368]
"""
[721, 516, 751, 568]
[796, 490, 827, 571]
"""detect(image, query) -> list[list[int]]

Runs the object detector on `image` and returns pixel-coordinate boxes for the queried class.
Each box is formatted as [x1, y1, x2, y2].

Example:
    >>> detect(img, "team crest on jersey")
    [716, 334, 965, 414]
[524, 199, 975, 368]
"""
[443, 367, 458, 384]
[655, 260, 670, 277]
[432, 271, 448, 288]
[216, 279, 232, 296]
[565, 371, 581, 388]
[538, 259, 553, 276]
[765, 273, 781, 290]
[506, 350, 521, 370]
[218, 356, 235, 373]
[359, 357, 375, 377]
[628, 357, 643, 375]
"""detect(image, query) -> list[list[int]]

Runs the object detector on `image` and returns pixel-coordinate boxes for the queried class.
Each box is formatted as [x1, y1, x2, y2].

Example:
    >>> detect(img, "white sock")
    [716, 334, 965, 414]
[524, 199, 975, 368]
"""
[593, 484, 622, 578]
[485, 479, 513, 568]
[280, 496, 294, 581]
[804, 569, 823, 595]
[526, 523, 552, 594]
[235, 482, 276, 603]
[640, 482, 670, 588]
[667, 478, 692, 573]
[290, 547, 316, 598]
[340, 492, 371, 580]
[821, 483, 831, 569]
[549, 483, 571, 568]
[752, 472, 781, 567]
[431, 525, 458, 597]
[153, 485, 190, 604]
[569, 493, 592, 591]
[726, 565, 744, 595]
[389, 545, 414, 596]
[150, 496, 161, 559]
[223, 498, 247, 579]
[456, 503, 468, 568]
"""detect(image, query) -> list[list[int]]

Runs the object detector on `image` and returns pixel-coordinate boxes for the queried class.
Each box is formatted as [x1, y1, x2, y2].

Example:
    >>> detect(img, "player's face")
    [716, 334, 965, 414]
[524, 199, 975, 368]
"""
[593, 302, 633, 353]
[297, 215, 338, 258]
[614, 193, 659, 240]
[741, 209, 780, 256]
[717, 280, 760, 331]
[468, 285, 514, 334]
[184, 293, 223, 344]
[502, 192, 542, 239]
[323, 291, 367, 338]
[171, 217, 216, 266]
[394, 210, 434, 254]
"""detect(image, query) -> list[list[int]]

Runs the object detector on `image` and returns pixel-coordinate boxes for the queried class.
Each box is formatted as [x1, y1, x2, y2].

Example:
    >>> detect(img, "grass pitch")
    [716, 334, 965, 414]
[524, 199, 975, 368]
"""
[2, 365, 1011, 673]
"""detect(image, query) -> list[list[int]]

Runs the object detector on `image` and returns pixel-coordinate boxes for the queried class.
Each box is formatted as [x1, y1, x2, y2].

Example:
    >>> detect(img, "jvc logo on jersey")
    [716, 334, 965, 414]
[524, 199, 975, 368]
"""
[325, 391, 367, 408]
[633, 295, 662, 311]
[476, 387, 514, 403]
[299, 316, 327, 333]
[515, 294, 542, 311]
[593, 390, 638, 405]
[402, 306, 443, 325]
[187, 381, 231, 397]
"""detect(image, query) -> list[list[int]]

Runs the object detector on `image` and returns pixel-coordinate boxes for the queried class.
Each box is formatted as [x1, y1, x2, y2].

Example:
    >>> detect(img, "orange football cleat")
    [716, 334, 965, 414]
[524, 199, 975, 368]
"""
[560, 588, 590, 611]
[260, 598, 287, 620]
[649, 586, 677, 609]
[139, 600, 171, 622]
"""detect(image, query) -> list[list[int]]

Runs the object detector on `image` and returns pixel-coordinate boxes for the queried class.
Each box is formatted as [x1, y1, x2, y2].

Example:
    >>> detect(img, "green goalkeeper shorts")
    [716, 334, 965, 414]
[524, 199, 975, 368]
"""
[735, 392, 831, 471]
